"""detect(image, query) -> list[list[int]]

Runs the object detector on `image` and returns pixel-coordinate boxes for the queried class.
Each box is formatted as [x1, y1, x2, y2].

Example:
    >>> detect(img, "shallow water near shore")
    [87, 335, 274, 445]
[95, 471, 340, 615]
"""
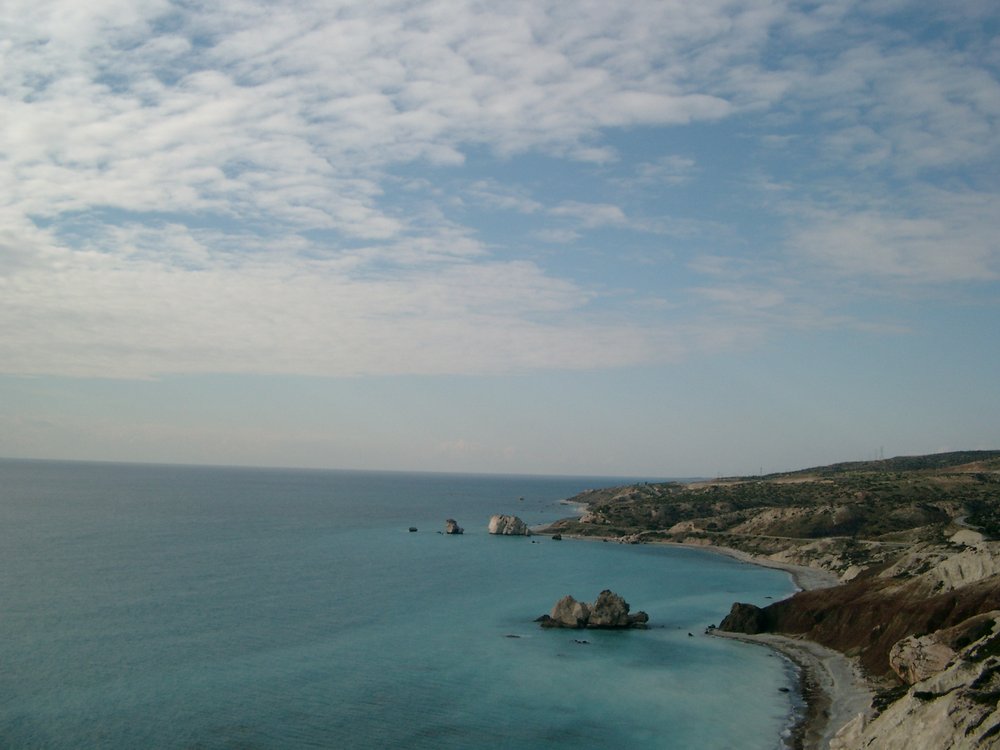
[0, 459, 799, 749]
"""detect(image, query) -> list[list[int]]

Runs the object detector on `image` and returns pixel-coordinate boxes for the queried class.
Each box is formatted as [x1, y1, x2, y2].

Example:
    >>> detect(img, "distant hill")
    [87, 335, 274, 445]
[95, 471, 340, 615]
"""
[772, 450, 1000, 478]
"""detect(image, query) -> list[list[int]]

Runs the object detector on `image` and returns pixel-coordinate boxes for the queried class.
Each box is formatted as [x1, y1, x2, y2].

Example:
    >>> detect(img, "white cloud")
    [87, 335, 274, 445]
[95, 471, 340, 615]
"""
[2, 0, 999, 384]
[788, 190, 1000, 283]
[550, 201, 628, 229]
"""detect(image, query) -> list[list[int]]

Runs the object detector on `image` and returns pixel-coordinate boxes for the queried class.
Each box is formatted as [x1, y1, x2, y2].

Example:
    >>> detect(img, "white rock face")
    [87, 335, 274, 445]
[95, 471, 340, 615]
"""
[950, 529, 986, 546]
[831, 612, 1000, 750]
[925, 543, 1000, 591]
[488, 514, 530, 535]
[549, 595, 590, 628]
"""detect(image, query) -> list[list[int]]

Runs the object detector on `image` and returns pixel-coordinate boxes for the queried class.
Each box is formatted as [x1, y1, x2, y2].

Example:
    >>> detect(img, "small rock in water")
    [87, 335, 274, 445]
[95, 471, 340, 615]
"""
[444, 518, 464, 534]
[408, 527, 418, 532]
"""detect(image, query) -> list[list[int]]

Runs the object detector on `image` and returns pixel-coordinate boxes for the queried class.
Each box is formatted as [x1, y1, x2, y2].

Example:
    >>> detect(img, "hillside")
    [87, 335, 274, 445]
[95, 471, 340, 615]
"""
[542, 450, 1000, 749]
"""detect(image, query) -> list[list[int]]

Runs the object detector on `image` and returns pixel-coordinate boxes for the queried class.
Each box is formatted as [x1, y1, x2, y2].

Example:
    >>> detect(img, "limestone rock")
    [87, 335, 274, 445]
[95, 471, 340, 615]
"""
[889, 634, 957, 685]
[548, 595, 591, 628]
[488, 514, 531, 536]
[832, 613, 1000, 750]
[588, 589, 632, 628]
[950, 529, 985, 547]
[924, 543, 1000, 591]
[538, 590, 649, 629]
[444, 518, 464, 534]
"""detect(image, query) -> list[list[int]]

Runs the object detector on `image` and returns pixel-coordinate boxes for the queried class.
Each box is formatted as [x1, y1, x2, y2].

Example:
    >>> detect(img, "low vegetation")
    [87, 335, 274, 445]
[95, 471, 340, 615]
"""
[545, 450, 1000, 554]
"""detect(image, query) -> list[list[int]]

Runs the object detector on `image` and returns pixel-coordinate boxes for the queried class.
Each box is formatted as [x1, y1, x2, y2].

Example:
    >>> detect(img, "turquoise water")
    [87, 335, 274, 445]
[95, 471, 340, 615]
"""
[0, 459, 799, 749]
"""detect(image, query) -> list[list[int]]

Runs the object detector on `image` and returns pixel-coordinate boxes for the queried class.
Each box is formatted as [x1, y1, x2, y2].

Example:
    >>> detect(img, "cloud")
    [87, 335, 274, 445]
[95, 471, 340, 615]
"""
[788, 189, 1000, 284]
[549, 201, 628, 229]
[2, 0, 999, 383]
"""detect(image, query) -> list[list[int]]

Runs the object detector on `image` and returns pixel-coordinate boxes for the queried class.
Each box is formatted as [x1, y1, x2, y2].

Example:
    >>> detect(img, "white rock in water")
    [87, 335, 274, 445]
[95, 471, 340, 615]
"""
[488, 514, 531, 536]
[549, 595, 591, 628]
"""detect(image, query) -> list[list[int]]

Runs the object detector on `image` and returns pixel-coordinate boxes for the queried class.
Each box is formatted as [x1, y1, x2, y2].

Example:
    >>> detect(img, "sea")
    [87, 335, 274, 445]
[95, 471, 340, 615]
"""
[0, 459, 801, 749]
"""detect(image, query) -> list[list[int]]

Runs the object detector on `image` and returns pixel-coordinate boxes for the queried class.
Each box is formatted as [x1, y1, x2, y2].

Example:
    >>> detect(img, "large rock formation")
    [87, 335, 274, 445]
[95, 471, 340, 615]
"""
[588, 589, 634, 628]
[488, 514, 531, 536]
[888, 635, 956, 685]
[716, 571, 1000, 675]
[719, 602, 770, 635]
[548, 595, 591, 628]
[444, 518, 464, 534]
[538, 590, 648, 629]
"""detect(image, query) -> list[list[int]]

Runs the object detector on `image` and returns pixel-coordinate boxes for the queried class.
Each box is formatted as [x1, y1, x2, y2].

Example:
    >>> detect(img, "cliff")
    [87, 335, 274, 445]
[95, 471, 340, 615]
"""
[542, 450, 1000, 748]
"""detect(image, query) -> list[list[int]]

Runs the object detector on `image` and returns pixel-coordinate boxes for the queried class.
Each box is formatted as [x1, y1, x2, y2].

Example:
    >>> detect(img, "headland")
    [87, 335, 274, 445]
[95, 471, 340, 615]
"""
[540, 450, 1000, 749]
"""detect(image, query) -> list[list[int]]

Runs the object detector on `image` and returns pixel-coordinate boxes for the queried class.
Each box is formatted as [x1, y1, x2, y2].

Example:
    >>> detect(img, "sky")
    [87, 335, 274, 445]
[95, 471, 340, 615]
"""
[1, 0, 999, 478]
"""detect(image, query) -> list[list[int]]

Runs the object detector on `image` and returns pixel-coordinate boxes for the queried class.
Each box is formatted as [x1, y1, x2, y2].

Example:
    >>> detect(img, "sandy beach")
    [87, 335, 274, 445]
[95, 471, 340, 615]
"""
[697, 546, 872, 750]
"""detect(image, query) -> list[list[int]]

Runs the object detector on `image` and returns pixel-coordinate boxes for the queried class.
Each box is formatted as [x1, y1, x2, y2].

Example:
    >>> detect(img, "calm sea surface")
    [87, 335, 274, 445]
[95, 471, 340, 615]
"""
[0, 459, 799, 749]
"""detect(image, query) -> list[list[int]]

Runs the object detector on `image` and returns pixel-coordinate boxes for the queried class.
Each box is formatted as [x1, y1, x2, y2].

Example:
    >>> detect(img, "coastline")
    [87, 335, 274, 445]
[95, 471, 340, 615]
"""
[676, 542, 872, 749]
[541, 531, 870, 749]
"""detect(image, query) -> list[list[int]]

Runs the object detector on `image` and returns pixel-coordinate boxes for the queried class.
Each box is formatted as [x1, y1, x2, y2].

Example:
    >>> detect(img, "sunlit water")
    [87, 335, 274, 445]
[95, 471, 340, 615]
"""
[0, 460, 800, 749]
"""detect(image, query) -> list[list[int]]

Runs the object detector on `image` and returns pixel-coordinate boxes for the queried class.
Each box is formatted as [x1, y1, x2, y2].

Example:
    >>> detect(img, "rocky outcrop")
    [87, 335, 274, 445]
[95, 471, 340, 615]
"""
[718, 572, 1000, 675]
[890, 611, 999, 684]
[589, 590, 635, 628]
[538, 590, 649, 629]
[889, 634, 956, 685]
[547, 595, 591, 628]
[719, 602, 769, 635]
[444, 518, 464, 534]
[488, 514, 531, 535]
[831, 613, 1000, 749]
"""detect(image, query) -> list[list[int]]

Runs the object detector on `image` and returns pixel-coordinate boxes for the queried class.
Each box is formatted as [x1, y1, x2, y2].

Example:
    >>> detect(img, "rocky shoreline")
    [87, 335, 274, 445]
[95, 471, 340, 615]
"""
[671, 541, 872, 750]
[538, 452, 1000, 749]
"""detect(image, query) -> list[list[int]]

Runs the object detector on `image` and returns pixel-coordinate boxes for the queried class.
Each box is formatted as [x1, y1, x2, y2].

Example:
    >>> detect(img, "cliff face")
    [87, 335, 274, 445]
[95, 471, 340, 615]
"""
[720, 545, 1000, 676]
[718, 543, 1000, 749]
[830, 612, 1000, 750]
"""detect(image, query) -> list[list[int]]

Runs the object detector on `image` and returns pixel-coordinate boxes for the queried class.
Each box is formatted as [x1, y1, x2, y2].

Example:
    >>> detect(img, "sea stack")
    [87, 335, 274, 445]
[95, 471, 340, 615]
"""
[444, 519, 464, 534]
[488, 514, 531, 536]
[537, 590, 649, 629]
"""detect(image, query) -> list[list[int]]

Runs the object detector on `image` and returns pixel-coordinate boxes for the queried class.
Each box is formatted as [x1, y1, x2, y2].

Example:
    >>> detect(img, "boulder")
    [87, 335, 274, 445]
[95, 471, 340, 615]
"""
[888, 635, 956, 685]
[548, 595, 591, 628]
[444, 519, 464, 534]
[488, 514, 531, 536]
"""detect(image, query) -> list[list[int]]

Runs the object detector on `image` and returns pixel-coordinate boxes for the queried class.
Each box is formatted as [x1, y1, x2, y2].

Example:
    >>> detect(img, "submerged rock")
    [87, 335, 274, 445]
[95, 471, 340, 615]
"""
[444, 519, 464, 534]
[488, 514, 531, 535]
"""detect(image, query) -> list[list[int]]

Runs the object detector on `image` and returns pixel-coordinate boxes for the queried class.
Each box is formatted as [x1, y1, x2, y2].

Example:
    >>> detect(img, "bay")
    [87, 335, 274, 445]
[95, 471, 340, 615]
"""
[0, 459, 799, 749]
